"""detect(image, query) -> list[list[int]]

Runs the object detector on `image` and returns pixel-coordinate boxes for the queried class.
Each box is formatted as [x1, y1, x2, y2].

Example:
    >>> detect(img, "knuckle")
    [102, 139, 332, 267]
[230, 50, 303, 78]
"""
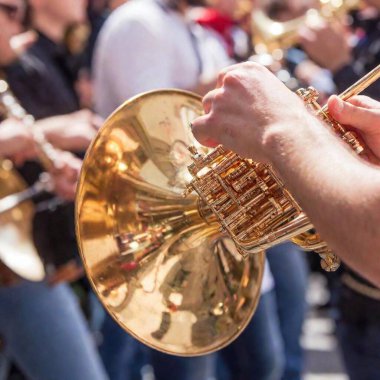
[213, 89, 225, 104]
[217, 69, 227, 83]
[223, 71, 242, 87]
[202, 95, 211, 108]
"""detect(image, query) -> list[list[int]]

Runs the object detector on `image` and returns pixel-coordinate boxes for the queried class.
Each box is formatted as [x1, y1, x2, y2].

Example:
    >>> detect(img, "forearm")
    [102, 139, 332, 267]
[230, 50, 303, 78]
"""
[264, 115, 380, 286]
[35, 114, 96, 151]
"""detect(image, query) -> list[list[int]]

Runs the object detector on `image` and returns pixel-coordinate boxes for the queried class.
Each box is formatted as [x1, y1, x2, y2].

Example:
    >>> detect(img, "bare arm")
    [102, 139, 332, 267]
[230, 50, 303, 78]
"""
[34, 110, 101, 151]
[266, 114, 380, 287]
[192, 62, 380, 286]
[0, 118, 81, 201]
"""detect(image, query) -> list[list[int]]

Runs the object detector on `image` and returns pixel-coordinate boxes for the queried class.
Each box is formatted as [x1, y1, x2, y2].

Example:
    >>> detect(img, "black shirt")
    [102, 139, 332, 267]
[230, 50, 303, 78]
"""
[333, 16, 380, 100]
[4, 32, 80, 119]
[2, 32, 83, 269]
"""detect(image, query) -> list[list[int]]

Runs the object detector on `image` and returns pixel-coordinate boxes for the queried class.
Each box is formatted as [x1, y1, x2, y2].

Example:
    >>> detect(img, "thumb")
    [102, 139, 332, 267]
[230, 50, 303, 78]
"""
[328, 95, 379, 133]
[191, 115, 219, 148]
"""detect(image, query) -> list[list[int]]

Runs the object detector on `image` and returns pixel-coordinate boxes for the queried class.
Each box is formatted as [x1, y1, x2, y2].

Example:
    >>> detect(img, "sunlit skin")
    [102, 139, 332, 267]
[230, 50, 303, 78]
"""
[0, 1, 87, 201]
[191, 62, 380, 287]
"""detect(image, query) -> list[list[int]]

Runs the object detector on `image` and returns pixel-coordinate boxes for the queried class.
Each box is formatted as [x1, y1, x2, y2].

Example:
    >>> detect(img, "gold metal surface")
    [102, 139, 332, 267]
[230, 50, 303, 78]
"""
[0, 73, 80, 282]
[76, 90, 265, 356]
[77, 67, 379, 356]
[184, 145, 311, 255]
[252, 0, 361, 54]
[0, 79, 46, 282]
[0, 159, 45, 281]
[185, 65, 380, 272]
[292, 64, 380, 269]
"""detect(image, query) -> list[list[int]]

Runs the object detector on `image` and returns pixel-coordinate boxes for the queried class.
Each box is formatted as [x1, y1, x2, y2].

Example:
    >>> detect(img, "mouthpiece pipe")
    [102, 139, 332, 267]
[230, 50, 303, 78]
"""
[321, 64, 380, 113]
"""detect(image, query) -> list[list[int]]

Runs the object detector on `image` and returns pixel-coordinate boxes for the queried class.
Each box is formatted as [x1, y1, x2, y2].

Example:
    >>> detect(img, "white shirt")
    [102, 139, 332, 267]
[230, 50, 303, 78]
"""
[93, 0, 231, 118]
[93, 0, 273, 294]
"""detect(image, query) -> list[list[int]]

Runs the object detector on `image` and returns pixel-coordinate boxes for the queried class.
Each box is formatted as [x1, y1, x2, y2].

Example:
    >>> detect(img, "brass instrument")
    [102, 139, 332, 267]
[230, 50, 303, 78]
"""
[76, 66, 379, 356]
[76, 91, 264, 355]
[252, 0, 361, 55]
[186, 65, 379, 272]
[0, 78, 62, 282]
[0, 159, 46, 282]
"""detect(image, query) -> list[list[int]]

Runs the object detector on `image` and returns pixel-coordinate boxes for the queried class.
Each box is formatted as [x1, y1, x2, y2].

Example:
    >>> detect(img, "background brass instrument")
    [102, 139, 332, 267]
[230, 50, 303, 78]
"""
[252, 0, 361, 55]
[76, 66, 379, 356]
[0, 78, 61, 283]
[0, 159, 46, 282]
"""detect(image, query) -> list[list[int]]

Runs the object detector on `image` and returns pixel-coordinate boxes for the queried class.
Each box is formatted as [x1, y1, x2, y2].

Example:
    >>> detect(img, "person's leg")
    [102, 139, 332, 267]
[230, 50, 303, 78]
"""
[218, 290, 285, 380]
[100, 307, 215, 380]
[0, 280, 108, 380]
[266, 243, 309, 380]
[151, 349, 216, 380]
[99, 312, 149, 380]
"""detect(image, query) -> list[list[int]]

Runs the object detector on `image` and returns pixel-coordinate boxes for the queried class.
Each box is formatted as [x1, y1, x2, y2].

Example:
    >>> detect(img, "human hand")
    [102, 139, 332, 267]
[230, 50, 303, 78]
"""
[299, 21, 352, 73]
[35, 109, 103, 151]
[50, 151, 82, 200]
[0, 118, 36, 163]
[328, 95, 380, 159]
[66, 109, 103, 132]
[191, 62, 311, 162]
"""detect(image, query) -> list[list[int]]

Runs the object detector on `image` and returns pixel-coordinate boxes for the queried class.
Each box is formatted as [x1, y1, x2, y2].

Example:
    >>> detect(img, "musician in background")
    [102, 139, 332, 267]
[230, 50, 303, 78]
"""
[93, 0, 232, 117]
[299, 0, 380, 98]
[0, 1, 108, 379]
[0, 117, 82, 200]
[0, 118, 34, 158]
[4, 0, 101, 279]
[93, 0, 235, 378]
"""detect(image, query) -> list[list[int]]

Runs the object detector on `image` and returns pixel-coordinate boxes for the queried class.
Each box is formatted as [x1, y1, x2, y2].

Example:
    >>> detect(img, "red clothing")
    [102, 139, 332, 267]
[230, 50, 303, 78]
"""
[195, 8, 235, 57]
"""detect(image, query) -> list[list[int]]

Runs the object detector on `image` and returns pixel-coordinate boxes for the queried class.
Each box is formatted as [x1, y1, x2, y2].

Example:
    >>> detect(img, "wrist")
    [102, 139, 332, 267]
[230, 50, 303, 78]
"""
[261, 112, 318, 166]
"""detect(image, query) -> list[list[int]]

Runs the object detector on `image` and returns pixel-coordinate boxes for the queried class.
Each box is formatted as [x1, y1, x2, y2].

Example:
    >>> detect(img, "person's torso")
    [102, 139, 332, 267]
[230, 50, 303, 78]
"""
[1, 34, 82, 269]
[94, 0, 231, 117]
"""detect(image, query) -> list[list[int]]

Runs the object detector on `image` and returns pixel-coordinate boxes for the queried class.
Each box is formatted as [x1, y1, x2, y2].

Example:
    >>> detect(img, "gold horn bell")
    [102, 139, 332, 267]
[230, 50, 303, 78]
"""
[76, 90, 265, 356]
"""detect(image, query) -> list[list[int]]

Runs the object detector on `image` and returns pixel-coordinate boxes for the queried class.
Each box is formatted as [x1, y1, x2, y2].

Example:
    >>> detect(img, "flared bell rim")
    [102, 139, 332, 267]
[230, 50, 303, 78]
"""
[75, 89, 264, 356]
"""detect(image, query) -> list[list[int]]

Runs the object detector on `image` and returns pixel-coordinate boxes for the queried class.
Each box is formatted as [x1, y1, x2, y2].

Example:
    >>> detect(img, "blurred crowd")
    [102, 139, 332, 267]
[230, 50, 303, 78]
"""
[0, 0, 379, 379]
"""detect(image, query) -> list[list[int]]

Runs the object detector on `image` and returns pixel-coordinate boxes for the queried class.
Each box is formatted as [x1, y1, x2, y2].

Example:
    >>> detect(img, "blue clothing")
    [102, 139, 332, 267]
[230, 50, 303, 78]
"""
[267, 243, 309, 380]
[218, 289, 285, 380]
[218, 242, 308, 380]
[0, 280, 108, 380]
[98, 309, 215, 380]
